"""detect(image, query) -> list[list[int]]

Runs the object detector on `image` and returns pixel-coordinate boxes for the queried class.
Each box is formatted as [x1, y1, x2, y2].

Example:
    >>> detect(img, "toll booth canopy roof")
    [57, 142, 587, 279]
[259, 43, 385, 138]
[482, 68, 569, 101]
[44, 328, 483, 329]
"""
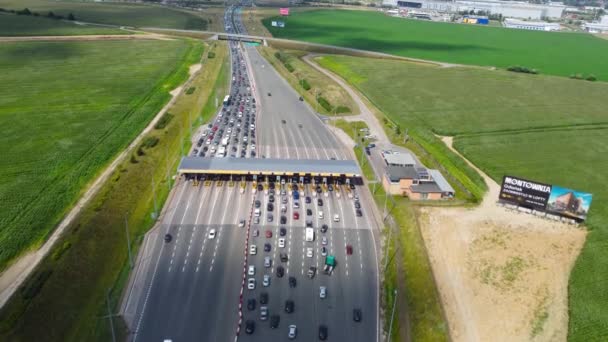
[178, 157, 361, 177]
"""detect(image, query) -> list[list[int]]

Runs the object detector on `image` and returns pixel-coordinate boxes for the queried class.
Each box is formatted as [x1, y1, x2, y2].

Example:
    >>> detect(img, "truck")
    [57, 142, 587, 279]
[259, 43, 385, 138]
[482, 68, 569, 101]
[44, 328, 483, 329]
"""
[305, 228, 314, 242]
[216, 146, 226, 158]
[323, 255, 336, 275]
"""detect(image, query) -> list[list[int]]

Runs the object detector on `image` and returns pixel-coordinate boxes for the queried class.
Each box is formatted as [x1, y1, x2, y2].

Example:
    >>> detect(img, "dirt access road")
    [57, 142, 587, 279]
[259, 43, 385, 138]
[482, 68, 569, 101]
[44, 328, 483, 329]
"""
[418, 137, 586, 342]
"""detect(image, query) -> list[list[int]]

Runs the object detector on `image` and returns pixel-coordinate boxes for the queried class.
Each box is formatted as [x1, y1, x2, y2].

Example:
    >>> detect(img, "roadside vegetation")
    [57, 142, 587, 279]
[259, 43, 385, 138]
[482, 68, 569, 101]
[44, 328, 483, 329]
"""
[0, 11, 125, 36]
[315, 54, 607, 340]
[0, 0, 209, 29]
[263, 9, 608, 80]
[0, 39, 226, 342]
[258, 46, 357, 115]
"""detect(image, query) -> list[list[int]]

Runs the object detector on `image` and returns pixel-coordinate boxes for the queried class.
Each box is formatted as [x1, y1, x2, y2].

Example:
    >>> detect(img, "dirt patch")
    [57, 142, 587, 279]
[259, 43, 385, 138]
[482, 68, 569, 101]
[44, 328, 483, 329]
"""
[417, 137, 586, 342]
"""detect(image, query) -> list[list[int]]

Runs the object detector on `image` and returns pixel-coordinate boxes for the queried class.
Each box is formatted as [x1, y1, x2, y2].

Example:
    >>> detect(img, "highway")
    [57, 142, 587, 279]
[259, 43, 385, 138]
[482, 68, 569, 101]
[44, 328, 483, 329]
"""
[127, 4, 379, 342]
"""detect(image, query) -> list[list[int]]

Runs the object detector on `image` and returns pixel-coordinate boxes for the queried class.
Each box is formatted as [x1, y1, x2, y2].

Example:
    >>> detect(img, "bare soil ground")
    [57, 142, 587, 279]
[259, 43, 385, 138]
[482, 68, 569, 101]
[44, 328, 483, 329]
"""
[417, 137, 586, 342]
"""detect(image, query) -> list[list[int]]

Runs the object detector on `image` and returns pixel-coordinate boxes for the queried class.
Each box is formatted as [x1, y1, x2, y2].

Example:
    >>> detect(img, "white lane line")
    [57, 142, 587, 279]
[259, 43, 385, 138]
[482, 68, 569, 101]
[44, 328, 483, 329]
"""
[293, 120, 311, 159]
[210, 183, 235, 272]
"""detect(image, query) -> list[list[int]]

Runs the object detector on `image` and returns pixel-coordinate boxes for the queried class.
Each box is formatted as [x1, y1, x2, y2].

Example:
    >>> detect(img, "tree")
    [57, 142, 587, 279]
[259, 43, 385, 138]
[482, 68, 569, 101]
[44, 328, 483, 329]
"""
[47, 11, 55, 18]
[67, 13, 75, 21]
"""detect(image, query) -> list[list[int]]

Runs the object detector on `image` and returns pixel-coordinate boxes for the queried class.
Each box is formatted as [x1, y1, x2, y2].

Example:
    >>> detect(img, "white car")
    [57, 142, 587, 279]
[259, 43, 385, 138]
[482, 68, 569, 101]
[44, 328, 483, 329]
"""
[251, 144, 256, 151]
[208, 229, 217, 239]
[254, 209, 261, 217]
[318, 211, 324, 219]
[248, 265, 255, 276]
[264, 256, 271, 268]
[279, 238, 285, 248]
[247, 278, 256, 290]
[306, 247, 314, 258]
[250, 245, 257, 255]
[288, 325, 297, 339]
[321, 236, 327, 245]
[333, 214, 340, 222]
[239, 219, 246, 228]
[263, 274, 270, 287]
[320, 286, 326, 299]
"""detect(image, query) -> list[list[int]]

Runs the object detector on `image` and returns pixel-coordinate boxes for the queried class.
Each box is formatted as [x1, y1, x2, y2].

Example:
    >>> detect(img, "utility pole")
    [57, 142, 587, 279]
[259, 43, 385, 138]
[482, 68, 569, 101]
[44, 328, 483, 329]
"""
[106, 289, 117, 342]
[388, 289, 398, 340]
[383, 226, 392, 272]
[151, 176, 158, 220]
[125, 215, 133, 269]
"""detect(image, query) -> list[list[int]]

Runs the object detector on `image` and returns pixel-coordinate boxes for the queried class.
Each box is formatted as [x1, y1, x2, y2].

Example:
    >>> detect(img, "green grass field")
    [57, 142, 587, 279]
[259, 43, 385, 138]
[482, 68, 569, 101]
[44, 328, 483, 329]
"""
[0, 12, 124, 35]
[316, 55, 608, 340]
[264, 9, 608, 80]
[0, 0, 208, 29]
[0, 39, 198, 270]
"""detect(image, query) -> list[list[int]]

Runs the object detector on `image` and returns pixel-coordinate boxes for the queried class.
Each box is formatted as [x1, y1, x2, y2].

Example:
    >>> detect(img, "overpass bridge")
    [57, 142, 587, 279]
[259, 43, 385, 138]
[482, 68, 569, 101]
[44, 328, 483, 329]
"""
[216, 33, 266, 45]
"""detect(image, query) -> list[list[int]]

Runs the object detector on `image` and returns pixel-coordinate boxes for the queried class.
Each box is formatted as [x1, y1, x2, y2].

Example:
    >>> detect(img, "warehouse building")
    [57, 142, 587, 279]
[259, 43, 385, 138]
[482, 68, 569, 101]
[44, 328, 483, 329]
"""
[503, 18, 561, 31]
[382, 152, 416, 167]
[583, 16, 608, 33]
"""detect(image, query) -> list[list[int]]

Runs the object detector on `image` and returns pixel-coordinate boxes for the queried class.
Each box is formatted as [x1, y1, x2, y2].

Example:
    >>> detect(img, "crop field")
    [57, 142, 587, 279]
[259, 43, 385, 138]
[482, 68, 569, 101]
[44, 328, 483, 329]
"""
[0, 13, 124, 36]
[0, 0, 208, 29]
[0, 39, 199, 270]
[264, 9, 608, 80]
[316, 55, 608, 340]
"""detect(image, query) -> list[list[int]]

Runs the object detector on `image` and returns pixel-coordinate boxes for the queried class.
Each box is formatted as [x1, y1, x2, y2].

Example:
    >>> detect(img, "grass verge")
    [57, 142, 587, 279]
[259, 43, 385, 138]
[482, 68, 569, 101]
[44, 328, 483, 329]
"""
[0, 12, 125, 35]
[0, 40, 227, 342]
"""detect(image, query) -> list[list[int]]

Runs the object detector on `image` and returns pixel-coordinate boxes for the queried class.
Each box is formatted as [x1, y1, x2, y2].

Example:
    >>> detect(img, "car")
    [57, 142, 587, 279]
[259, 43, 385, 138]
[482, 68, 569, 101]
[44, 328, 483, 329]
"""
[248, 265, 255, 276]
[333, 214, 340, 222]
[254, 216, 260, 224]
[289, 276, 297, 288]
[267, 213, 273, 222]
[318, 325, 328, 340]
[306, 248, 314, 258]
[250, 245, 257, 255]
[208, 229, 217, 239]
[268, 92, 271, 96]
[270, 314, 280, 329]
[284, 300, 294, 313]
[305, 196, 311, 204]
[280, 216, 287, 224]
[253, 229, 259, 237]
[245, 320, 255, 334]
[321, 236, 328, 245]
[269, 195, 275, 203]
[321, 224, 328, 233]
[288, 325, 297, 339]
[299, 96, 304, 101]
[328, 184, 333, 192]
[346, 244, 353, 255]
[354, 201, 361, 209]
[164, 234, 172, 243]
[260, 306, 268, 321]
[356, 209, 363, 217]
[247, 278, 256, 290]
[264, 243, 271, 252]
[265, 230, 273, 238]
[321, 246, 327, 256]
[318, 211, 324, 219]
[260, 292, 268, 304]
[308, 266, 317, 278]
[254, 208, 261, 217]
[318, 199, 323, 206]
[264, 256, 272, 268]
[293, 212, 299, 220]
[353, 308, 362, 322]
[306, 220, 313, 228]
[276, 265, 285, 277]
[282, 196, 288, 204]
[247, 298, 256, 311]
[319, 286, 327, 299]
[279, 238, 286, 248]
[263, 274, 270, 287]
[267, 203, 274, 211]
[281, 119, 286, 124]
[280, 227, 287, 236]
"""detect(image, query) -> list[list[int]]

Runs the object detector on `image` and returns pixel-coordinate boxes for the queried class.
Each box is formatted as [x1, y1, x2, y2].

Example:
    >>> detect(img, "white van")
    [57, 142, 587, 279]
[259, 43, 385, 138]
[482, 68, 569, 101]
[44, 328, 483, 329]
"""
[254, 209, 261, 217]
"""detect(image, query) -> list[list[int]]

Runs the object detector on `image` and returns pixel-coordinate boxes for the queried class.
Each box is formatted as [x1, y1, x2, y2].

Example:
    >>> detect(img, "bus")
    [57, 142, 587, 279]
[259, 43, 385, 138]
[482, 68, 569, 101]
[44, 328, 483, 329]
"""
[305, 228, 314, 242]
[223, 95, 231, 106]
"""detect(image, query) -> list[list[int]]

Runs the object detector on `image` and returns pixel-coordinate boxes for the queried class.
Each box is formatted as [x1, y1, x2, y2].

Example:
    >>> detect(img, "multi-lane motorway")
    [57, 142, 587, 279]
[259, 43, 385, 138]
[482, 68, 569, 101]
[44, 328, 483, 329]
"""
[127, 4, 379, 342]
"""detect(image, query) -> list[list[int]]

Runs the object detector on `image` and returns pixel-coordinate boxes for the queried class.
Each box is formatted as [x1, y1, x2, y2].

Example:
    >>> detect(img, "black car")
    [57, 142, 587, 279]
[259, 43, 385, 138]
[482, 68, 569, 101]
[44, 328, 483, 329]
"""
[306, 209, 313, 216]
[270, 315, 280, 329]
[306, 220, 313, 228]
[299, 96, 304, 101]
[289, 276, 297, 288]
[264, 243, 271, 252]
[164, 234, 172, 243]
[353, 308, 362, 322]
[245, 320, 255, 334]
[318, 198, 323, 206]
[305, 196, 311, 204]
[267, 203, 274, 211]
[328, 184, 334, 191]
[354, 201, 361, 209]
[276, 265, 285, 277]
[280, 227, 287, 236]
[319, 325, 328, 340]
[255, 200, 261, 208]
[280, 253, 288, 263]
[247, 298, 256, 311]
[321, 224, 328, 233]
[280, 216, 287, 224]
[257, 184, 263, 191]
[269, 195, 275, 203]
[350, 183, 356, 190]
[260, 292, 268, 304]
[356, 209, 363, 217]
[284, 300, 294, 313]
[316, 186, 322, 194]
[268, 92, 271, 96]
[281, 119, 286, 124]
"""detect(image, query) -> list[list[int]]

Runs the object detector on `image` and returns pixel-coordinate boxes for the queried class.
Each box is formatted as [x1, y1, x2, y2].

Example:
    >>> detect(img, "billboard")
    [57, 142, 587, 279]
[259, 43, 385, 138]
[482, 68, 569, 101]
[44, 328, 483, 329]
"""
[271, 21, 278, 27]
[499, 175, 593, 221]
[280, 8, 290, 16]
[278, 21, 285, 28]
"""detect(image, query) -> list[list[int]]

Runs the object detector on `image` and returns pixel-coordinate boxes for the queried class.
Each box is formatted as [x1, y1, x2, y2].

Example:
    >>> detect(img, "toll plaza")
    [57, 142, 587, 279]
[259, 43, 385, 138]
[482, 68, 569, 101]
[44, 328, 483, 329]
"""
[177, 157, 363, 186]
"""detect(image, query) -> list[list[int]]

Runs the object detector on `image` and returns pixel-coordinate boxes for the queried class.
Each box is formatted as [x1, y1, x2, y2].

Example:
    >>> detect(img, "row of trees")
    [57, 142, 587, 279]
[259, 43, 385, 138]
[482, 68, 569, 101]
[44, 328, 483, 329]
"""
[0, 7, 76, 20]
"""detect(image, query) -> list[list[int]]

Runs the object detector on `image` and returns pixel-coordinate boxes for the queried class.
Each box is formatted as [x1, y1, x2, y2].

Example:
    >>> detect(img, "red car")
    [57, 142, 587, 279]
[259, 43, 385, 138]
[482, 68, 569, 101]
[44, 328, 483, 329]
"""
[265, 230, 273, 238]
[346, 244, 353, 255]
[293, 212, 299, 220]
[212, 126, 218, 131]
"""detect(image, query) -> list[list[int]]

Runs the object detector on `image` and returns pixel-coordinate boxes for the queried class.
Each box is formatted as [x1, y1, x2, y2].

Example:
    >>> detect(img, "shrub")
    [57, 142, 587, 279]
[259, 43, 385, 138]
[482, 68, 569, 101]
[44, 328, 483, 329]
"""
[335, 105, 351, 114]
[301, 78, 311, 90]
[585, 74, 597, 81]
[67, 13, 75, 21]
[284, 62, 295, 73]
[154, 112, 174, 130]
[130, 154, 138, 164]
[185, 87, 196, 95]
[20, 270, 53, 300]
[136, 146, 145, 156]
[208, 51, 216, 59]
[141, 136, 160, 149]
[317, 96, 332, 112]
[507, 65, 538, 74]
[16, 8, 32, 15]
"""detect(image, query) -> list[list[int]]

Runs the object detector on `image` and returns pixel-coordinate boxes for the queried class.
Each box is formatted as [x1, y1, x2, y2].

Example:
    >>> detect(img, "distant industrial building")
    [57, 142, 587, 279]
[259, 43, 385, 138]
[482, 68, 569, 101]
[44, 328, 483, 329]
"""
[583, 15, 608, 34]
[381, 151, 455, 200]
[503, 18, 561, 31]
[384, 0, 566, 20]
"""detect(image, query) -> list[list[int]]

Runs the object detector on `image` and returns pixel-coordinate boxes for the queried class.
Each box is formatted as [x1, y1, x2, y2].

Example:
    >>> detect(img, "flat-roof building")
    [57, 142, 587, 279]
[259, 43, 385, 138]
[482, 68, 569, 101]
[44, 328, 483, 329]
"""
[382, 151, 416, 167]
[504, 18, 561, 31]
[382, 165, 455, 200]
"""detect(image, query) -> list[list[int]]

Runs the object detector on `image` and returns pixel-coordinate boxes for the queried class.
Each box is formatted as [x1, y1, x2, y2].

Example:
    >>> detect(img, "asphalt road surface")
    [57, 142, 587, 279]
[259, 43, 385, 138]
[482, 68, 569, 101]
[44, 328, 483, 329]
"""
[129, 5, 378, 342]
